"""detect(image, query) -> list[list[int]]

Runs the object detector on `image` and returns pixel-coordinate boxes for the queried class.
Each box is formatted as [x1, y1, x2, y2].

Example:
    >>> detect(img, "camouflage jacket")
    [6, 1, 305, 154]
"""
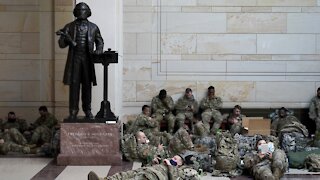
[169, 128, 194, 156]
[33, 113, 58, 129]
[126, 113, 158, 134]
[151, 95, 175, 115]
[309, 96, 320, 120]
[271, 115, 300, 136]
[199, 96, 222, 112]
[2, 119, 28, 133]
[137, 143, 168, 166]
[175, 95, 199, 114]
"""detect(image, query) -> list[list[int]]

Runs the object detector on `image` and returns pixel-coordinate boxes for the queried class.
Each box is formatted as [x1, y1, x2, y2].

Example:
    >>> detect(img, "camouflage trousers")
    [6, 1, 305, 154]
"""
[3, 128, 27, 145]
[0, 141, 29, 155]
[30, 125, 52, 145]
[107, 165, 168, 180]
[176, 112, 194, 131]
[229, 123, 243, 136]
[168, 128, 194, 156]
[154, 113, 175, 133]
[147, 131, 172, 147]
[194, 121, 210, 137]
[201, 109, 223, 132]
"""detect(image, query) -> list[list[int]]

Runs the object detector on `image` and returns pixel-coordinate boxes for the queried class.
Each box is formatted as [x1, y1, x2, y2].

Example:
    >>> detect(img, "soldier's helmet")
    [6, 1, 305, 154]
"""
[73, 2, 92, 18]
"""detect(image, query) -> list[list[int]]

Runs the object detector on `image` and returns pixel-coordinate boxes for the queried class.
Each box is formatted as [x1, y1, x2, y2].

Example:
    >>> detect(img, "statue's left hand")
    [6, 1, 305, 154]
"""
[94, 49, 103, 55]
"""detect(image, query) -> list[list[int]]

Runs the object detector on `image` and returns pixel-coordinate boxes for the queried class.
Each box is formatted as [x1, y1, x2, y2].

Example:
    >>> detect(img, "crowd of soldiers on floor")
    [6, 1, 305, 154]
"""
[100, 86, 320, 180]
[0, 106, 60, 157]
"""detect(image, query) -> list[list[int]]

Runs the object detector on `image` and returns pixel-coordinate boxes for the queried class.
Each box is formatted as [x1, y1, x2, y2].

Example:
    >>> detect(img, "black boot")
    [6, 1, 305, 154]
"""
[85, 111, 94, 120]
[68, 110, 78, 121]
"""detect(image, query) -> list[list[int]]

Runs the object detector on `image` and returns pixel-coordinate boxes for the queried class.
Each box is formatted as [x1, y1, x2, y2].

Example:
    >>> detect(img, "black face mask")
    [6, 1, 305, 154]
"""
[169, 159, 177, 166]
[8, 118, 16, 123]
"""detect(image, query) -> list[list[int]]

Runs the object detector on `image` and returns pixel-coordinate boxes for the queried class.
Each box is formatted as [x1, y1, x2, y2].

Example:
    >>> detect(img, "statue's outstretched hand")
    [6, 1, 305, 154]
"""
[94, 49, 103, 55]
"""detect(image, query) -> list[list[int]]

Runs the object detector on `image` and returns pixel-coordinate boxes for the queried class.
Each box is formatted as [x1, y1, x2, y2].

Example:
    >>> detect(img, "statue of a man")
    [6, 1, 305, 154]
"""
[57, 2, 104, 120]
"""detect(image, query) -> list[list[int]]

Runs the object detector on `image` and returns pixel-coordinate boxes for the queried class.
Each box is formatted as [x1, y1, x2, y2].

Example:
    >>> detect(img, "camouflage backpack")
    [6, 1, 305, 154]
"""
[121, 133, 138, 161]
[304, 153, 320, 172]
[214, 131, 240, 172]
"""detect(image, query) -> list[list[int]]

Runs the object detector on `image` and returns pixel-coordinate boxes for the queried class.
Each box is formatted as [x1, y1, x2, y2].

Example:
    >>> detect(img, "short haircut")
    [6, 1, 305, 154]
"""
[38, 106, 48, 112]
[234, 105, 242, 111]
[208, 86, 215, 90]
[8, 111, 15, 115]
[142, 105, 150, 111]
[185, 88, 192, 93]
[317, 87, 320, 92]
[159, 89, 167, 99]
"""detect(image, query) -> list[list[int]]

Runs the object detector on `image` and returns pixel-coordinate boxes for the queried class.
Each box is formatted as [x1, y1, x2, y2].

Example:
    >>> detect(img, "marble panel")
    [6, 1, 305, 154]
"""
[226, 75, 285, 81]
[287, 61, 320, 72]
[181, 54, 211, 61]
[123, 33, 137, 54]
[0, 81, 22, 101]
[0, 5, 39, 11]
[0, 60, 40, 80]
[212, 7, 241, 12]
[136, 81, 197, 102]
[55, 0, 73, 6]
[212, 55, 241, 60]
[54, 12, 73, 32]
[159, 0, 197, 6]
[182, 6, 212, 13]
[0, 0, 39, 5]
[198, 0, 256, 6]
[39, 60, 54, 102]
[123, 61, 152, 80]
[161, 33, 196, 54]
[241, 7, 272, 12]
[40, 0, 53, 11]
[0, 33, 21, 53]
[227, 61, 286, 73]
[165, 13, 226, 33]
[21, 33, 39, 54]
[158, 6, 181, 12]
[123, 81, 137, 102]
[0, 12, 39, 32]
[288, 13, 320, 33]
[197, 34, 256, 54]
[255, 82, 314, 102]
[272, 55, 301, 61]
[124, 6, 155, 12]
[272, 7, 302, 12]
[55, 80, 68, 102]
[161, 60, 226, 73]
[257, 34, 316, 54]
[137, 33, 152, 54]
[55, 59, 66, 81]
[257, 0, 317, 6]
[302, 7, 320, 12]
[227, 13, 286, 33]
[317, 35, 320, 54]
[123, 12, 156, 33]
[124, 0, 137, 6]
[40, 12, 54, 60]
[22, 81, 40, 101]
[242, 55, 272, 60]
[285, 75, 320, 82]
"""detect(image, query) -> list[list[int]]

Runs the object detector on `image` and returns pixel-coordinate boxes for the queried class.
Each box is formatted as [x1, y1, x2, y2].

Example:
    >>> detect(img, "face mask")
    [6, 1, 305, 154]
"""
[169, 159, 178, 166]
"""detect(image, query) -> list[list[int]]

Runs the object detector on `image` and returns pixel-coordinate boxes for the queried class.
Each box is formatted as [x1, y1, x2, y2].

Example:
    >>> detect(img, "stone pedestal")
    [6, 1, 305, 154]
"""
[57, 123, 121, 165]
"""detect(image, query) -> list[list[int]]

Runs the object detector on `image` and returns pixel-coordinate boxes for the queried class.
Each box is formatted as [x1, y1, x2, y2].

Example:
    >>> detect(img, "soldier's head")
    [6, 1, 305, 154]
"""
[317, 87, 320, 98]
[207, 86, 215, 98]
[38, 106, 48, 116]
[73, 2, 92, 20]
[233, 105, 241, 117]
[185, 88, 193, 99]
[166, 155, 184, 167]
[256, 138, 267, 151]
[135, 131, 149, 144]
[278, 107, 288, 118]
[142, 105, 151, 116]
[7, 111, 16, 122]
[159, 89, 167, 100]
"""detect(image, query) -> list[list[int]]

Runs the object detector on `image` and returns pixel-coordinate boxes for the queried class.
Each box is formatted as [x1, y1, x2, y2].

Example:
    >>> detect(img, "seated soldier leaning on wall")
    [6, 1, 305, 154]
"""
[243, 137, 288, 180]
[0, 132, 30, 155]
[27, 106, 58, 148]
[88, 154, 201, 180]
[225, 105, 246, 136]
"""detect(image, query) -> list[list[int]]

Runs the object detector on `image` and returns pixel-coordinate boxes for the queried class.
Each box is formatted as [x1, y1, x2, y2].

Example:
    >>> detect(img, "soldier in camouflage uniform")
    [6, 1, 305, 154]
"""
[226, 105, 246, 136]
[168, 125, 194, 156]
[271, 107, 302, 137]
[151, 89, 176, 133]
[175, 88, 199, 131]
[88, 155, 200, 180]
[243, 138, 288, 180]
[309, 87, 320, 134]
[126, 105, 159, 136]
[0, 132, 30, 155]
[29, 106, 58, 146]
[199, 86, 223, 133]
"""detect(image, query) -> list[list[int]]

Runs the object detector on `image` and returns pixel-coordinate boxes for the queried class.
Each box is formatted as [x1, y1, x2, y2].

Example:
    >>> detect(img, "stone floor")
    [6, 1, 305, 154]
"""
[0, 157, 319, 180]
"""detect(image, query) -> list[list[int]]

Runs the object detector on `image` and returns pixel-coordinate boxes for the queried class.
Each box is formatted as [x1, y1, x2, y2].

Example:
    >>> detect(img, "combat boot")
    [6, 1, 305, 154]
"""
[88, 171, 100, 180]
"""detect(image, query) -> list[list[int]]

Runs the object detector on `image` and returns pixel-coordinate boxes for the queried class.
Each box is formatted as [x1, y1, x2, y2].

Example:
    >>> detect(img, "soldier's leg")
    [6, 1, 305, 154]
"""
[154, 113, 164, 131]
[175, 113, 186, 130]
[194, 121, 209, 137]
[272, 149, 288, 179]
[230, 124, 242, 136]
[0, 143, 10, 155]
[8, 128, 27, 145]
[211, 110, 223, 132]
[185, 112, 194, 133]
[201, 111, 212, 132]
[166, 114, 176, 134]
[7, 141, 30, 154]
[253, 164, 275, 180]
[30, 126, 51, 145]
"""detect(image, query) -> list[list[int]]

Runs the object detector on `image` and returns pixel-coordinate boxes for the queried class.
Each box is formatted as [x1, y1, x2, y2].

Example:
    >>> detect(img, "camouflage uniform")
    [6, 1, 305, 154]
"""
[175, 95, 199, 131]
[2, 118, 28, 133]
[126, 113, 159, 135]
[30, 113, 58, 145]
[226, 114, 245, 136]
[243, 149, 288, 180]
[168, 127, 194, 156]
[103, 164, 200, 180]
[0, 132, 29, 155]
[193, 121, 210, 137]
[271, 115, 300, 136]
[309, 96, 320, 133]
[199, 96, 223, 133]
[136, 142, 169, 166]
[151, 95, 176, 133]
[2, 128, 27, 145]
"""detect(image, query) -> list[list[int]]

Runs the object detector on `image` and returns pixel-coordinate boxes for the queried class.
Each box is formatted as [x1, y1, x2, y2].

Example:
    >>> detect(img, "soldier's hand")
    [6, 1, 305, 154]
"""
[0, 139, 4, 144]
[152, 156, 161, 164]
[163, 159, 171, 166]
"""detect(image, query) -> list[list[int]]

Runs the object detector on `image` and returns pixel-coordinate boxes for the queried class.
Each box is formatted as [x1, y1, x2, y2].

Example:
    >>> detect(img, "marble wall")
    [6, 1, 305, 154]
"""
[122, 0, 320, 122]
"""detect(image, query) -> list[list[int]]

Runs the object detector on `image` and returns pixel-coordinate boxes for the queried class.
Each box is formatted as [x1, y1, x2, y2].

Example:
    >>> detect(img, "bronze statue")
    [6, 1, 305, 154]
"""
[57, 2, 104, 120]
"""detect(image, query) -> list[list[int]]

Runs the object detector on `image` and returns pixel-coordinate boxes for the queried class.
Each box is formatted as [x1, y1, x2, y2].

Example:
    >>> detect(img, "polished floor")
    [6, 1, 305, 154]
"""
[0, 157, 320, 180]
